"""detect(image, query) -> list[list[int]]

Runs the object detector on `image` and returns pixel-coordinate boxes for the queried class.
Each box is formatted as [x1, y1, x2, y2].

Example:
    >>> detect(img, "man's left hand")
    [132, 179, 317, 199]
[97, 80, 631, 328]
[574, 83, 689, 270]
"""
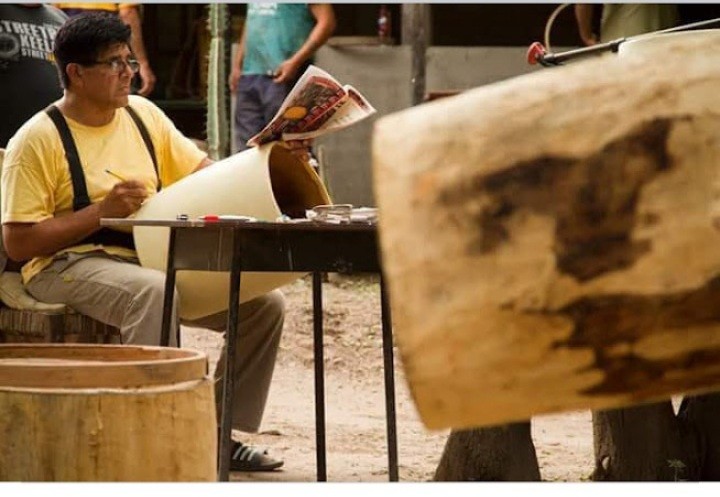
[285, 139, 313, 163]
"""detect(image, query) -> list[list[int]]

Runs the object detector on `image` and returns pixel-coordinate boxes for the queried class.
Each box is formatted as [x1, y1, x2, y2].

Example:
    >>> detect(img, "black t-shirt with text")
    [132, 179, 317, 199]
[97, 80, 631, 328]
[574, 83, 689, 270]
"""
[0, 5, 67, 147]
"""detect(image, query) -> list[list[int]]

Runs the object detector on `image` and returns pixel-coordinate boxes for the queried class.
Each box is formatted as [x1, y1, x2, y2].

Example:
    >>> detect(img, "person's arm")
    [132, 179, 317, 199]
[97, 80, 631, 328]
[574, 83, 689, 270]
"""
[273, 4, 336, 83]
[119, 5, 156, 96]
[2, 180, 147, 261]
[191, 157, 214, 174]
[574, 4, 598, 46]
[228, 26, 247, 93]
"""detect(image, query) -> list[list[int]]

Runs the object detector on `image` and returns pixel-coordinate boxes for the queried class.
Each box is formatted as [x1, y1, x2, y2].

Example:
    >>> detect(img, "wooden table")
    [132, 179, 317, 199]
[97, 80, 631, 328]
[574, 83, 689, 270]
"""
[101, 218, 399, 482]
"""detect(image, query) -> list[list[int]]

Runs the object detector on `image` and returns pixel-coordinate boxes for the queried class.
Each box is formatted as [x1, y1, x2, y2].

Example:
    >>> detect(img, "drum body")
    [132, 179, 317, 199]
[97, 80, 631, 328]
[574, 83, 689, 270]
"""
[134, 143, 331, 319]
[0, 344, 216, 481]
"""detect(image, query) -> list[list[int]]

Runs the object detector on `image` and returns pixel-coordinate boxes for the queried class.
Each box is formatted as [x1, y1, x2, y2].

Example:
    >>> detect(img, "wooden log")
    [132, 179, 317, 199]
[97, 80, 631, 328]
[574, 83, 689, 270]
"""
[372, 31, 720, 430]
[0, 344, 216, 481]
[434, 422, 540, 481]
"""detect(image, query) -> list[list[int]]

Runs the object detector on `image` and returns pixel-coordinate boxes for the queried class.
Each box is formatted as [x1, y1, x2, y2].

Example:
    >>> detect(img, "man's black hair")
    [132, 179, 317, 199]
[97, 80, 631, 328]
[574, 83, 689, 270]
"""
[53, 12, 132, 89]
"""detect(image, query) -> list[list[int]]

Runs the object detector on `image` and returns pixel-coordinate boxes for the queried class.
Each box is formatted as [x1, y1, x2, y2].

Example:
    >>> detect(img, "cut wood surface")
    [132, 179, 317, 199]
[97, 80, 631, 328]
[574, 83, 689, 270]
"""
[0, 344, 216, 481]
[373, 31, 720, 430]
[0, 343, 207, 388]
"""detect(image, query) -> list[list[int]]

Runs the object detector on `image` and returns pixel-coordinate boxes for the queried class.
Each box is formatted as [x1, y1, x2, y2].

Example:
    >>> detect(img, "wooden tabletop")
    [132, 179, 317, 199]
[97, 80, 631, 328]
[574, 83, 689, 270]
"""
[100, 218, 377, 232]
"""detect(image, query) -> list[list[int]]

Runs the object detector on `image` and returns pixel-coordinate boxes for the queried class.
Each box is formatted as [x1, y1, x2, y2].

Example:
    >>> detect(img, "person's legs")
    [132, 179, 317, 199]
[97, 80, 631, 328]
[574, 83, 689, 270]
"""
[259, 78, 294, 125]
[234, 74, 268, 153]
[185, 290, 285, 471]
[26, 252, 179, 347]
[185, 290, 285, 432]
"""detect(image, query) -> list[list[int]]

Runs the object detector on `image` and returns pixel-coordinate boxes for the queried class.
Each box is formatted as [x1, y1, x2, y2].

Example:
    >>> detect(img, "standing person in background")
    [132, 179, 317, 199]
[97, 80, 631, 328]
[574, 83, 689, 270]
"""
[229, 3, 336, 153]
[56, 3, 155, 96]
[575, 3, 678, 46]
[0, 4, 67, 147]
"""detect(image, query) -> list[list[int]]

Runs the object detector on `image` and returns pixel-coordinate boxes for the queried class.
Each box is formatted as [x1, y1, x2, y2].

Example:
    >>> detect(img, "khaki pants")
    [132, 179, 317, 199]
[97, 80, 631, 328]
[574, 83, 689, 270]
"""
[27, 251, 284, 433]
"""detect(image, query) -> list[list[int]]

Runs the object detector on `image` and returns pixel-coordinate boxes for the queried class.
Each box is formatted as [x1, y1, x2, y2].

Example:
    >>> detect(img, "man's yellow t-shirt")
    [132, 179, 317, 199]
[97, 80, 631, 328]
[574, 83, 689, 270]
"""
[54, 3, 135, 14]
[1, 95, 207, 284]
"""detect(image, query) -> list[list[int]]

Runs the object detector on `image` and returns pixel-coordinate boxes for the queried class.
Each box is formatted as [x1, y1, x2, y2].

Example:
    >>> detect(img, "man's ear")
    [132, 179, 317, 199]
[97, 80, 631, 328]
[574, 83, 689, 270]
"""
[65, 63, 84, 88]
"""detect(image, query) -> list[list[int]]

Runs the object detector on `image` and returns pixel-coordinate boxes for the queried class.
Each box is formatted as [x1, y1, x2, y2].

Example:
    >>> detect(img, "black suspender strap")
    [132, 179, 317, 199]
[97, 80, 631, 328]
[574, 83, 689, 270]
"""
[124, 105, 159, 186]
[45, 104, 160, 211]
[45, 105, 91, 211]
[44, 104, 160, 251]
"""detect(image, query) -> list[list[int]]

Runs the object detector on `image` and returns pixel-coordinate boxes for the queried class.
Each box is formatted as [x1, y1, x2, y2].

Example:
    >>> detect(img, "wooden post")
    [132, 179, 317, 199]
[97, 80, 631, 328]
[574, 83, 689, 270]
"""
[402, 4, 431, 106]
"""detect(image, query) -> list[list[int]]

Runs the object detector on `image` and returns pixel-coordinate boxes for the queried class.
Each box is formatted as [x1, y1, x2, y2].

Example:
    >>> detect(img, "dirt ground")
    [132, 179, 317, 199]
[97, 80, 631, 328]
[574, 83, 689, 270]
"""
[183, 275, 595, 482]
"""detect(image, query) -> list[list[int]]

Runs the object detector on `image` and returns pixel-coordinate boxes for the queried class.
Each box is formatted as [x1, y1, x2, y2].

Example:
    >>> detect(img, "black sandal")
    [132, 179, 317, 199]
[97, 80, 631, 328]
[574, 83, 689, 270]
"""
[229, 441, 284, 472]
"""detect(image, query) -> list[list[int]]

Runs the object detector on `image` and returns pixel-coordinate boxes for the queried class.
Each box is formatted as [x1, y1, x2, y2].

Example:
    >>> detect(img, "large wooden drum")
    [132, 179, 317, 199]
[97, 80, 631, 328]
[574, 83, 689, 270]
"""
[373, 30, 720, 430]
[0, 344, 216, 481]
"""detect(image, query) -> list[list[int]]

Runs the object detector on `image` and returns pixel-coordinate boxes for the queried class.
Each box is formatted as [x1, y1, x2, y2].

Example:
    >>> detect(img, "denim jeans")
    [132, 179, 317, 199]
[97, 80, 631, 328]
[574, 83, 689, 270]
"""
[233, 74, 294, 153]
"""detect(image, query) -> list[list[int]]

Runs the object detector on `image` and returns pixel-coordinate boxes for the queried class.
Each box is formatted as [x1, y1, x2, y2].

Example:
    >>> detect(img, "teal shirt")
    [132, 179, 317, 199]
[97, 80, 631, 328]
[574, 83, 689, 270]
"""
[243, 3, 315, 75]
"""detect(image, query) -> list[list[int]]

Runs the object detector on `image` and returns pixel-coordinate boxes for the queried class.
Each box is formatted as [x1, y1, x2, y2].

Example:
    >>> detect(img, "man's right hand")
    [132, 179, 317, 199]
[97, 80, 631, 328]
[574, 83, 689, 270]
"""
[229, 67, 242, 93]
[99, 180, 148, 218]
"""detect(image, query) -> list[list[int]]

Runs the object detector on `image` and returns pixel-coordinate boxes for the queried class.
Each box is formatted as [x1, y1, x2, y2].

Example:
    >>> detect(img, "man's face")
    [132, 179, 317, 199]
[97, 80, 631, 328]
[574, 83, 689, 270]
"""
[75, 42, 134, 110]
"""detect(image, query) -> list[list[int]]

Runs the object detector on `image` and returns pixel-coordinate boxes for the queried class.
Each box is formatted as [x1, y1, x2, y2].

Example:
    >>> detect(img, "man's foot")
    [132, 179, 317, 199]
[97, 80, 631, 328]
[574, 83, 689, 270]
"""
[229, 441, 284, 472]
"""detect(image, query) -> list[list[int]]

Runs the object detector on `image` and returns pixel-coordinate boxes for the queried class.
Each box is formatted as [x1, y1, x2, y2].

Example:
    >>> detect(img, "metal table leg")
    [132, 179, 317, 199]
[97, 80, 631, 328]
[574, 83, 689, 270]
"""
[218, 228, 244, 481]
[380, 275, 399, 481]
[160, 228, 178, 347]
[312, 271, 327, 481]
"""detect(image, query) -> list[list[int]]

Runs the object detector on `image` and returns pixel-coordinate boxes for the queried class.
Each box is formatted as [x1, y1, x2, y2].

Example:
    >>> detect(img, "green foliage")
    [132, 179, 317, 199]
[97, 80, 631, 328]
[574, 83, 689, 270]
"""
[206, 4, 230, 160]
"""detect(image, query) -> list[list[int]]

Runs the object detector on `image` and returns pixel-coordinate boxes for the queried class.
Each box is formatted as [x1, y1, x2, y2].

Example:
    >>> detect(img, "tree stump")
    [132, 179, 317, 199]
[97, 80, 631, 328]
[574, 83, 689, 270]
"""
[593, 392, 720, 481]
[0, 344, 216, 481]
[434, 422, 540, 481]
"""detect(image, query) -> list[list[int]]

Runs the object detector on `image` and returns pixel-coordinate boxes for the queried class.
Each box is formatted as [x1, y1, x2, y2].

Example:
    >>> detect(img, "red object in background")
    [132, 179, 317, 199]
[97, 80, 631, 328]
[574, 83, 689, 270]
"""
[526, 41, 547, 65]
[378, 4, 391, 44]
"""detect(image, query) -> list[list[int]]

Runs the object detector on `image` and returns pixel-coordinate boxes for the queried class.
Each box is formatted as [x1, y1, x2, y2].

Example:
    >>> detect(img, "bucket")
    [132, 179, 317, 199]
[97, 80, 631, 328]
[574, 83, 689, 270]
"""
[0, 344, 216, 481]
[133, 142, 331, 320]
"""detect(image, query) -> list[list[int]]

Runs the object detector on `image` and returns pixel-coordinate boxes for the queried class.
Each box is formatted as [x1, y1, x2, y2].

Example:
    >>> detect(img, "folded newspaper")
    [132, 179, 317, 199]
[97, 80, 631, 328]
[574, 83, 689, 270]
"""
[247, 65, 376, 147]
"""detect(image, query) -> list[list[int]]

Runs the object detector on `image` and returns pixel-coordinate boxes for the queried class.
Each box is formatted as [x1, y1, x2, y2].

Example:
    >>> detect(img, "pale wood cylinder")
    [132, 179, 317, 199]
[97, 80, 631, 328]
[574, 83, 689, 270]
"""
[373, 31, 720, 430]
[133, 143, 331, 320]
[0, 344, 217, 481]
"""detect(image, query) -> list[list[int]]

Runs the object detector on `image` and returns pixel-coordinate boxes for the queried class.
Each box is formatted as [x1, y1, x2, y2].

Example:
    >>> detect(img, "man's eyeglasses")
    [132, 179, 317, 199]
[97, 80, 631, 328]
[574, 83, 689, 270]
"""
[81, 57, 140, 75]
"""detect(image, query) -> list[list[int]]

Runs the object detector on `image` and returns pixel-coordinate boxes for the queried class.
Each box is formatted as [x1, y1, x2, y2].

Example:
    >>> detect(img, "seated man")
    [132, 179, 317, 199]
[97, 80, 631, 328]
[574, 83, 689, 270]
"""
[1, 12, 282, 472]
